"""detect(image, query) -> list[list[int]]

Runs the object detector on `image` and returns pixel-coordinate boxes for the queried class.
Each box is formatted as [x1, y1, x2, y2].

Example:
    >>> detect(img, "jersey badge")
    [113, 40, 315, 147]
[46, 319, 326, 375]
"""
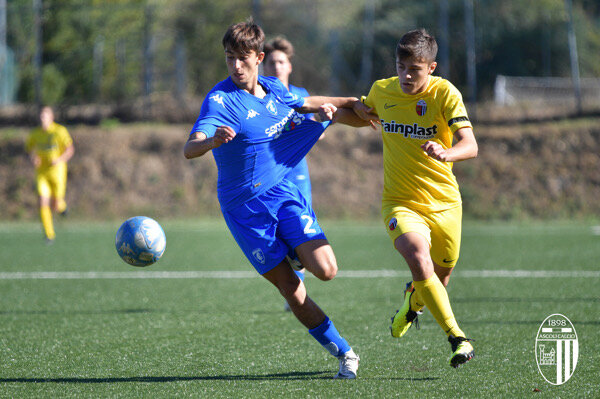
[266, 100, 278, 115]
[416, 100, 427, 116]
[252, 248, 266, 264]
[388, 217, 397, 231]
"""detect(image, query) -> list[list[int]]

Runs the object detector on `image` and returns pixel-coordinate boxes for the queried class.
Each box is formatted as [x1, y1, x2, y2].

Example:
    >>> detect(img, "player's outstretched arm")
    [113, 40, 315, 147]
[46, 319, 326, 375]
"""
[184, 126, 236, 159]
[298, 96, 358, 114]
[351, 101, 381, 129]
[421, 127, 478, 162]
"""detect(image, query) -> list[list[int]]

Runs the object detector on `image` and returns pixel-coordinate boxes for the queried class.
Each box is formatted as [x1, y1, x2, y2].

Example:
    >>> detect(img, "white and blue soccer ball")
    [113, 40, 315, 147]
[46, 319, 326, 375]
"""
[115, 216, 166, 267]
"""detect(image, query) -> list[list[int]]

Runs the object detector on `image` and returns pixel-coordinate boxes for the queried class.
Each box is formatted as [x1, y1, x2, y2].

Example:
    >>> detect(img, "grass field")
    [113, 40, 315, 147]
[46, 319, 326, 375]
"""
[0, 219, 598, 398]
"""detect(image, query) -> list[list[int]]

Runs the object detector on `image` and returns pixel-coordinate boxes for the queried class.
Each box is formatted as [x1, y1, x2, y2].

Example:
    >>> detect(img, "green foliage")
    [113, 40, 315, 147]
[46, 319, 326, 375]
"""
[4, 0, 600, 103]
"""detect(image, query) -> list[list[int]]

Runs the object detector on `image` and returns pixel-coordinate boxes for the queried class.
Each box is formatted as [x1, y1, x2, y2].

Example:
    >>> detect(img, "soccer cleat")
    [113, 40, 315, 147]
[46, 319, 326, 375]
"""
[448, 336, 475, 368]
[334, 349, 359, 379]
[59, 207, 69, 217]
[390, 282, 421, 338]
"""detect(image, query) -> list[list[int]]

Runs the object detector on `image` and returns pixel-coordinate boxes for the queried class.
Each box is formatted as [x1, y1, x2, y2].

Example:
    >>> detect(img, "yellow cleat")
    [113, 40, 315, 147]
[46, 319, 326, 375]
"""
[448, 336, 475, 368]
[390, 282, 421, 338]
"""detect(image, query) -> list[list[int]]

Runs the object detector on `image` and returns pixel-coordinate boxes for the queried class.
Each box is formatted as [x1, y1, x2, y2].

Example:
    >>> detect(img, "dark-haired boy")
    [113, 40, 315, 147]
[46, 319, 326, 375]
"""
[353, 29, 478, 368]
[184, 20, 365, 379]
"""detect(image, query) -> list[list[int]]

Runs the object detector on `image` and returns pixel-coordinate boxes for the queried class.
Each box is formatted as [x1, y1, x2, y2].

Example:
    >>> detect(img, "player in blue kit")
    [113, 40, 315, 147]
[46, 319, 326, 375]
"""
[263, 36, 313, 305]
[183, 20, 369, 379]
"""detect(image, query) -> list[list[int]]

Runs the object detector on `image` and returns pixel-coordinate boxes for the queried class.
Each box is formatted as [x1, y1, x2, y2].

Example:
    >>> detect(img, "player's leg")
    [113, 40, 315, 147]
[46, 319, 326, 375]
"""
[428, 206, 474, 367]
[222, 194, 358, 378]
[262, 260, 326, 328]
[274, 184, 358, 378]
[395, 232, 465, 339]
[50, 163, 68, 215]
[295, 239, 337, 281]
[36, 174, 55, 241]
[385, 207, 426, 337]
[262, 247, 358, 379]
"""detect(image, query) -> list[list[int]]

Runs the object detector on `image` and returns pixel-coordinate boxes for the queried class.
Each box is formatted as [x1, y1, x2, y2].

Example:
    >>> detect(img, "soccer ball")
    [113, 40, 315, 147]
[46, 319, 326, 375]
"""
[115, 216, 166, 267]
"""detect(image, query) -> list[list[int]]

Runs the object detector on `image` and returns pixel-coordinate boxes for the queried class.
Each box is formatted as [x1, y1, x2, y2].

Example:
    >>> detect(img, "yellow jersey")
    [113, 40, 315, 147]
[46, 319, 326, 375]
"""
[362, 75, 472, 212]
[26, 122, 73, 171]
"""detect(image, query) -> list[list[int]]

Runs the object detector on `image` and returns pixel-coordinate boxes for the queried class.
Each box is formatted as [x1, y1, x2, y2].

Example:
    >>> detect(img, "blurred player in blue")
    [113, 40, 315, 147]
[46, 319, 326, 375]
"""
[183, 20, 372, 379]
[263, 36, 313, 306]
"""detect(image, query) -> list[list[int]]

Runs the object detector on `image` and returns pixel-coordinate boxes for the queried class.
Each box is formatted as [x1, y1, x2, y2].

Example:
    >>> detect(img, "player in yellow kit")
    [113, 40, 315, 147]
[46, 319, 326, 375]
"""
[26, 106, 74, 243]
[353, 29, 478, 368]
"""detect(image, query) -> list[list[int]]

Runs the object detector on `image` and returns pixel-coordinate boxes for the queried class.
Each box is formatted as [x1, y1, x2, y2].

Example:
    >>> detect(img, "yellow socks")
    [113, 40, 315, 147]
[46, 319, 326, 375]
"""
[40, 205, 55, 240]
[409, 282, 425, 312]
[56, 198, 67, 213]
[413, 275, 465, 338]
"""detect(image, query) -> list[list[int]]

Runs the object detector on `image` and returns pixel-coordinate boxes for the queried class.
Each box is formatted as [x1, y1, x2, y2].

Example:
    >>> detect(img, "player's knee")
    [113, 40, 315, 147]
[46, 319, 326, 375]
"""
[312, 258, 338, 281]
[404, 250, 431, 270]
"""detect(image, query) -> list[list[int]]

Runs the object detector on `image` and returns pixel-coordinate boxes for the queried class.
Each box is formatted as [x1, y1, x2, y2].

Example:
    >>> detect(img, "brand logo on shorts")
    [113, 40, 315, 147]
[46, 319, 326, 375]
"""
[535, 314, 578, 385]
[416, 100, 427, 116]
[388, 217, 397, 231]
[252, 248, 266, 264]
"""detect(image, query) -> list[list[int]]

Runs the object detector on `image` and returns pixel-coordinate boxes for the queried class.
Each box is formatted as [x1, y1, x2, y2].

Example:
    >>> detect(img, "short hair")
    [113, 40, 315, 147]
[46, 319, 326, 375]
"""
[264, 36, 295, 60]
[396, 29, 438, 63]
[222, 19, 265, 55]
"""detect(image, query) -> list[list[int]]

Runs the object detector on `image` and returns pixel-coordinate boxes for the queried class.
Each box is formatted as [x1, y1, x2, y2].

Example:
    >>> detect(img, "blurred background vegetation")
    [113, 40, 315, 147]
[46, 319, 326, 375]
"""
[1, 0, 599, 118]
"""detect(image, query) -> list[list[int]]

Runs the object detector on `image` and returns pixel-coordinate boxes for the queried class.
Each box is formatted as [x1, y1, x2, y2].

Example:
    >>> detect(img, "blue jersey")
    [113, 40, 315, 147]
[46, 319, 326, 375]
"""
[191, 75, 329, 211]
[285, 84, 313, 205]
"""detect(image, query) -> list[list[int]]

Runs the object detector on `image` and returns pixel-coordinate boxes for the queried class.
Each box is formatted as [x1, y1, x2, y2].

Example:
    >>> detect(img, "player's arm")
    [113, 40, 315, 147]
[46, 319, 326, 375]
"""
[421, 127, 478, 162]
[53, 144, 74, 165]
[28, 150, 41, 168]
[318, 104, 378, 128]
[298, 96, 358, 113]
[183, 126, 236, 159]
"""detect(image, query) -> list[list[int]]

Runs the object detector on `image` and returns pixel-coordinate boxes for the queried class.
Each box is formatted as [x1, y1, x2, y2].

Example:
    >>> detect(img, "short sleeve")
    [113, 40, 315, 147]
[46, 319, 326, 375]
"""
[441, 83, 472, 133]
[57, 126, 73, 150]
[266, 77, 305, 109]
[190, 91, 241, 138]
[361, 83, 377, 110]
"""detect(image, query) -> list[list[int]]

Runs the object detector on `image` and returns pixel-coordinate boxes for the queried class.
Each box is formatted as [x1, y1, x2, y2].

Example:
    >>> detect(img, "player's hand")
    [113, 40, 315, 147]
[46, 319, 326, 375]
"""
[213, 126, 236, 148]
[421, 141, 449, 161]
[352, 101, 380, 130]
[30, 155, 41, 167]
[319, 103, 337, 121]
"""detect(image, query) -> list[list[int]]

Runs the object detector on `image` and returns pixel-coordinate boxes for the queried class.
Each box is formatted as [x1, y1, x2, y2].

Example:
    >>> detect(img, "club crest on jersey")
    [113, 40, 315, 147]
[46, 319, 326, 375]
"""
[252, 248, 266, 264]
[388, 217, 397, 231]
[416, 100, 427, 116]
[266, 100, 277, 115]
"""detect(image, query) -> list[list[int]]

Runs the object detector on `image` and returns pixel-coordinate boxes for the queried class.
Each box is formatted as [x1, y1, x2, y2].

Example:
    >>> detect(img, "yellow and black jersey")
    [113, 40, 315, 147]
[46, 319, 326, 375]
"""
[362, 75, 472, 212]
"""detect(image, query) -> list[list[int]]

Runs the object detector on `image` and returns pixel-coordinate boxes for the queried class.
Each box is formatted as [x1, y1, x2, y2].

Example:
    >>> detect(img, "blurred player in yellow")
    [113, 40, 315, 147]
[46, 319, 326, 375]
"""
[353, 29, 478, 368]
[26, 106, 74, 243]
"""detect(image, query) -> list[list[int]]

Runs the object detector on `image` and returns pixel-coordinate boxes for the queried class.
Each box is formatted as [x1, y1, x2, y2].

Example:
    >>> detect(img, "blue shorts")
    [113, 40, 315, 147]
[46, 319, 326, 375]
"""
[222, 179, 326, 275]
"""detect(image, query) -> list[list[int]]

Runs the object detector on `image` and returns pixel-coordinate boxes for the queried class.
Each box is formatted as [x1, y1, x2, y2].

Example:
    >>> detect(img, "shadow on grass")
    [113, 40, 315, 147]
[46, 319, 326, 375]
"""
[1, 371, 329, 383]
[0, 374, 441, 383]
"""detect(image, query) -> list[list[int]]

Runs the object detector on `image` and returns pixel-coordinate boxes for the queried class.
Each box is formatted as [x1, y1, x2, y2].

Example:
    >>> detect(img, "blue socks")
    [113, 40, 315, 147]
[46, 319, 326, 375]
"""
[308, 316, 351, 357]
[294, 269, 305, 281]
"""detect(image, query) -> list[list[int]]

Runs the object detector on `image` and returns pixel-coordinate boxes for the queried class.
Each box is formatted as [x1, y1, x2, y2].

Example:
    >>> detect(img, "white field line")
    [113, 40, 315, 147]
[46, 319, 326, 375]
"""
[0, 269, 598, 280]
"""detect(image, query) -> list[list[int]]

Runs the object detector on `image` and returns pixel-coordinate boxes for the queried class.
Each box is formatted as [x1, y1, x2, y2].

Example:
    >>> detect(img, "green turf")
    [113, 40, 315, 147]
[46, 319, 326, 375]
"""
[0, 219, 598, 397]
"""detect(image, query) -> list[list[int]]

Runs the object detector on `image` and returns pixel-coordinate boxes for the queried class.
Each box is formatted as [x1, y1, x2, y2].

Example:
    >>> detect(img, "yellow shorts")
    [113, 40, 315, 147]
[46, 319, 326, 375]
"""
[36, 163, 67, 199]
[382, 204, 462, 268]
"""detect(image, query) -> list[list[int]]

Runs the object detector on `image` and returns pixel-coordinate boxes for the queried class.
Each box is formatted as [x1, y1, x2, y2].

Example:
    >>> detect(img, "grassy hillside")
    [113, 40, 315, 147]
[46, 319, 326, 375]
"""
[1, 117, 599, 220]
